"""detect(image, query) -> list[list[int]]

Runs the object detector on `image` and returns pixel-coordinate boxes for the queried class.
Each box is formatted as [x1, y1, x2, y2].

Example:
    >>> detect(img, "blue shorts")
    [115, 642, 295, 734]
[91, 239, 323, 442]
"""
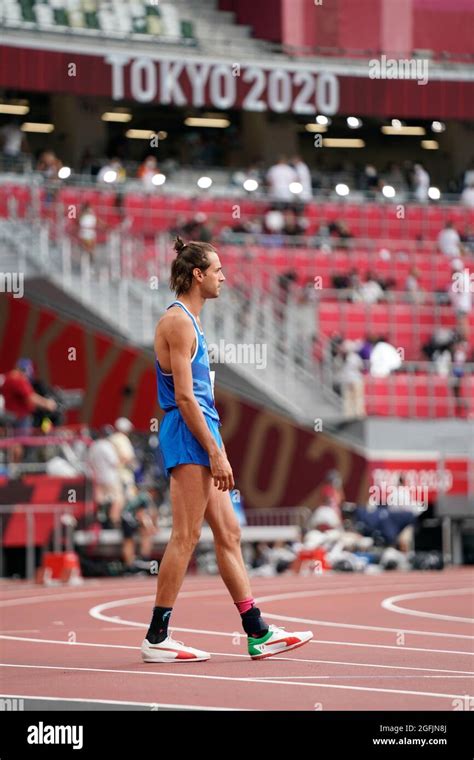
[158, 408, 223, 478]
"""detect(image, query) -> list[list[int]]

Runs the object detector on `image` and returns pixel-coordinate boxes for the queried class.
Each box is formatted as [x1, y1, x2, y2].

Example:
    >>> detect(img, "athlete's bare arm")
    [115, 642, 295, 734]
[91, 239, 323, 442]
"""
[155, 313, 234, 491]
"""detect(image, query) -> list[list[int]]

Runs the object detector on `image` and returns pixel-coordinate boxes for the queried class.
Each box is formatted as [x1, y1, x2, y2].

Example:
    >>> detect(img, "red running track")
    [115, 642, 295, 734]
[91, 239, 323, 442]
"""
[1, 568, 473, 711]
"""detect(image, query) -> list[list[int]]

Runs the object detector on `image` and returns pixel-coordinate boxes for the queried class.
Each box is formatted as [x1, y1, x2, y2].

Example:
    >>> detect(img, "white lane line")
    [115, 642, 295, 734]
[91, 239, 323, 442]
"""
[0, 693, 248, 710]
[91, 595, 474, 641]
[3, 635, 474, 673]
[1, 663, 470, 701]
[0, 587, 228, 608]
[381, 588, 474, 623]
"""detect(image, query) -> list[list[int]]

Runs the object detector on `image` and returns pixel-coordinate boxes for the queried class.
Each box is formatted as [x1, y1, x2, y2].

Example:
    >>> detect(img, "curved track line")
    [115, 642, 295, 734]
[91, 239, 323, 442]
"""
[381, 588, 474, 623]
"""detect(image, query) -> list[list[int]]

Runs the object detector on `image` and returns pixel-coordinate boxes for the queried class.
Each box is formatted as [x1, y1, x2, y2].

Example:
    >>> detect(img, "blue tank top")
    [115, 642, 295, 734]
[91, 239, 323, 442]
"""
[155, 300, 220, 423]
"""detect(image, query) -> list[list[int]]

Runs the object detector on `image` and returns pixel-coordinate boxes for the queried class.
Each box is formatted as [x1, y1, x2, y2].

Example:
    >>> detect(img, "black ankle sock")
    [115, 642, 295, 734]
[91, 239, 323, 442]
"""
[240, 606, 269, 638]
[146, 606, 172, 644]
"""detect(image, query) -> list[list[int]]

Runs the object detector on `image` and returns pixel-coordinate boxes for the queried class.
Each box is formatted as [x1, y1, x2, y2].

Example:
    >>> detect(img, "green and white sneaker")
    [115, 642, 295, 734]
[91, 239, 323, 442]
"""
[248, 624, 313, 660]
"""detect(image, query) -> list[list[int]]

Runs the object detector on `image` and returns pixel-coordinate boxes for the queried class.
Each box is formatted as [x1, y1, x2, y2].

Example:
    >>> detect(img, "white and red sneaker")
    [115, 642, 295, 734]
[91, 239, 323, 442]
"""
[248, 624, 313, 660]
[141, 636, 210, 663]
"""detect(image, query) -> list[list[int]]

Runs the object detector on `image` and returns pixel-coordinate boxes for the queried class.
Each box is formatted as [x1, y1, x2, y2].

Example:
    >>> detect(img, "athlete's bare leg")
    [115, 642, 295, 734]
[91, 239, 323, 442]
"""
[205, 483, 252, 602]
[154, 464, 212, 607]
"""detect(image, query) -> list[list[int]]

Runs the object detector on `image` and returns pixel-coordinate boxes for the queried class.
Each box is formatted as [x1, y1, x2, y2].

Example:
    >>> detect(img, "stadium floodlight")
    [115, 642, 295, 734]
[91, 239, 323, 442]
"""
[126, 129, 157, 139]
[421, 140, 439, 150]
[316, 115, 331, 126]
[103, 170, 117, 184]
[382, 125, 425, 135]
[382, 185, 396, 198]
[347, 117, 362, 129]
[185, 117, 230, 128]
[391, 119, 403, 128]
[58, 167, 71, 180]
[21, 122, 54, 133]
[0, 103, 29, 115]
[305, 123, 327, 133]
[152, 173, 166, 186]
[323, 138, 365, 148]
[335, 183, 350, 197]
[428, 186, 441, 200]
[289, 182, 303, 194]
[101, 112, 132, 123]
[243, 179, 258, 192]
[197, 176, 213, 189]
[431, 121, 445, 133]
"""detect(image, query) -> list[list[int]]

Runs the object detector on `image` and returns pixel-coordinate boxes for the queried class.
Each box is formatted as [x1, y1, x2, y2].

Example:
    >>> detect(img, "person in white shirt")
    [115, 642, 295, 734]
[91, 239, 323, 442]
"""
[266, 156, 297, 203]
[461, 183, 474, 209]
[78, 203, 98, 259]
[339, 341, 366, 418]
[88, 426, 124, 526]
[450, 260, 472, 339]
[438, 221, 462, 258]
[413, 163, 430, 203]
[361, 272, 384, 305]
[109, 417, 137, 502]
[291, 155, 312, 201]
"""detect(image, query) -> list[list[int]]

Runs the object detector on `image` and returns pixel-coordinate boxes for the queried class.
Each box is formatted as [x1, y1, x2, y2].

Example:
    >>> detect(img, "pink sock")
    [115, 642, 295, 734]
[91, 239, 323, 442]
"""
[235, 597, 254, 614]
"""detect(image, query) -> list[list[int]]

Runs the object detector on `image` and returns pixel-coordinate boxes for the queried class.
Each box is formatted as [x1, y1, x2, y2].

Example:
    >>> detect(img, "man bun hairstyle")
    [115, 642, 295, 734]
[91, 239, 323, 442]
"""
[169, 236, 215, 296]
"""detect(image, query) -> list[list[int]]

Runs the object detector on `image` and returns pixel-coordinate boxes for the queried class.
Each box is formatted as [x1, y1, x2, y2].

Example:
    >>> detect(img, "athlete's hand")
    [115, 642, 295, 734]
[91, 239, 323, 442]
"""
[209, 449, 234, 491]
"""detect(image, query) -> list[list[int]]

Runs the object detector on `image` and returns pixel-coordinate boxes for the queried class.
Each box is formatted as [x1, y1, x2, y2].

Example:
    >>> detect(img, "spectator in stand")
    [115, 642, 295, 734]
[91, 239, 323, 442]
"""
[461, 182, 474, 209]
[369, 338, 402, 377]
[438, 220, 462, 259]
[338, 340, 366, 418]
[412, 163, 430, 203]
[462, 159, 474, 189]
[77, 203, 100, 262]
[282, 208, 305, 237]
[266, 156, 297, 204]
[109, 417, 137, 503]
[291, 155, 312, 201]
[450, 259, 472, 340]
[97, 157, 126, 184]
[0, 119, 28, 163]
[460, 225, 474, 254]
[451, 339, 469, 417]
[363, 164, 380, 196]
[137, 155, 159, 190]
[1, 358, 57, 431]
[88, 425, 124, 527]
[180, 212, 213, 243]
[405, 267, 425, 304]
[36, 149, 63, 179]
[359, 271, 385, 305]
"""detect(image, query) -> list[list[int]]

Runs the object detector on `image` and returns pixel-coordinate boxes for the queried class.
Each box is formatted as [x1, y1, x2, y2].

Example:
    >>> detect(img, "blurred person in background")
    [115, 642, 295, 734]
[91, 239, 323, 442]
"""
[97, 157, 126, 184]
[36, 149, 62, 179]
[266, 156, 297, 204]
[137, 155, 160, 190]
[88, 425, 124, 527]
[121, 488, 158, 574]
[406, 267, 425, 304]
[450, 259, 472, 340]
[1, 358, 57, 432]
[412, 163, 430, 203]
[438, 220, 462, 258]
[109, 417, 137, 503]
[291, 154, 312, 202]
[338, 340, 366, 418]
[461, 182, 474, 208]
[77, 202, 100, 263]
[0, 119, 28, 164]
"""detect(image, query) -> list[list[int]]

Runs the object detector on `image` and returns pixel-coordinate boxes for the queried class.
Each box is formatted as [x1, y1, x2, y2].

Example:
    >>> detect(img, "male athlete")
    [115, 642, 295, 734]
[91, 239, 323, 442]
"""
[141, 237, 313, 662]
